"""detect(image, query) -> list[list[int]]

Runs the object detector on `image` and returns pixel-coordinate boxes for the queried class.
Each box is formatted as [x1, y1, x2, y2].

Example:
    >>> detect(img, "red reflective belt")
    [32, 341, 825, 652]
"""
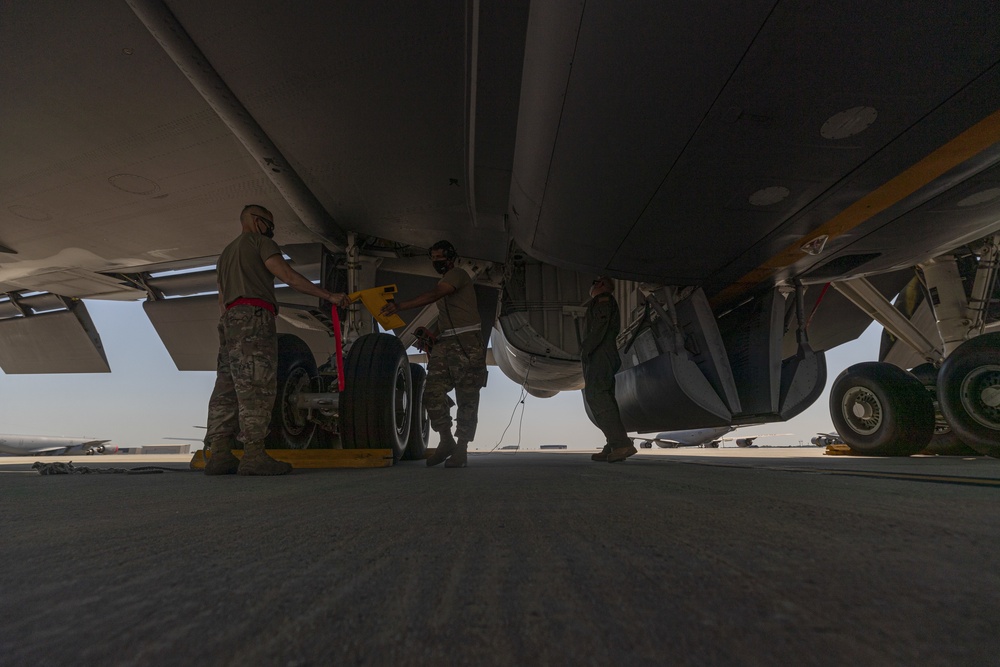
[333, 305, 345, 392]
[226, 297, 276, 315]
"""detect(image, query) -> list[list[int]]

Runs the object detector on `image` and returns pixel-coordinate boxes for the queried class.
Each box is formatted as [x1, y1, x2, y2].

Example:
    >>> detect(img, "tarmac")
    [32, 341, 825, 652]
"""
[2, 447, 998, 666]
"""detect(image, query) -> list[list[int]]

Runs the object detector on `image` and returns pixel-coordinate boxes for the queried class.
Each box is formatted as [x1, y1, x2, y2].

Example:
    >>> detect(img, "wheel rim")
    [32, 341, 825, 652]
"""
[393, 363, 410, 438]
[959, 364, 1000, 430]
[842, 386, 883, 435]
[282, 367, 313, 436]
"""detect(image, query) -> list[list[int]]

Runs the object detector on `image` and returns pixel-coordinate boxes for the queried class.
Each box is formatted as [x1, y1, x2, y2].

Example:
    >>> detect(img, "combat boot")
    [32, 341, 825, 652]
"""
[591, 446, 611, 462]
[204, 436, 240, 476]
[427, 429, 456, 467]
[607, 444, 638, 463]
[445, 439, 468, 468]
[237, 441, 292, 476]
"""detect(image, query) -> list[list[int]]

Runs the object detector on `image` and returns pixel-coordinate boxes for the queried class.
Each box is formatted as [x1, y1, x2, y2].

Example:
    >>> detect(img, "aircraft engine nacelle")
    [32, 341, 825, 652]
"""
[735, 438, 756, 448]
[86, 444, 118, 455]
[525, 387, 559, 399]
[639, 440, 653, 449]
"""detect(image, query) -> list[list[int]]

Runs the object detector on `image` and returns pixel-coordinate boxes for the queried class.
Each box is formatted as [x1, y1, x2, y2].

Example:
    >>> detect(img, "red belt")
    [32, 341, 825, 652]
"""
[226, 297, 276, 315]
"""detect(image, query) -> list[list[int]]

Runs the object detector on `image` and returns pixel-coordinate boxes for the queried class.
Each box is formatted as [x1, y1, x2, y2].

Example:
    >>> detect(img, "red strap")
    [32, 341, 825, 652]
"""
[333, 305, 345, 392]
[226, 297, 276, 315]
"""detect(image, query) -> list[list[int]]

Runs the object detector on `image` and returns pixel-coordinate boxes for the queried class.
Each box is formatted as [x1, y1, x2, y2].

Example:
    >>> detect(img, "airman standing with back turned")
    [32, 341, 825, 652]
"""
[380, 240, 486, 468]
[582, 276, 636, 462]
[204, 204, 349, 476]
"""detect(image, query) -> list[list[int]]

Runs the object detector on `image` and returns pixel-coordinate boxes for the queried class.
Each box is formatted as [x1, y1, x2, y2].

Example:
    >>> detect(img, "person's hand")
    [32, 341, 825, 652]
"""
[381, 301, 399, 317]
[329, 292, 350, 308]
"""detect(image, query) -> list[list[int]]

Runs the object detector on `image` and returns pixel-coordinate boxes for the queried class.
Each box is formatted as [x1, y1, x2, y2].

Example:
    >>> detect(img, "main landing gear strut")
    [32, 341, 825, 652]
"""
[830, 237, 1000, 457]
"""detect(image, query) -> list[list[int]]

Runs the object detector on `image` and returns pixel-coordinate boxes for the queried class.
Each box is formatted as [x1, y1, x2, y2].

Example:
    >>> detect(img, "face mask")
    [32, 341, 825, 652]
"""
[261, 227, 274, 239]
[433, 260, 450, 275]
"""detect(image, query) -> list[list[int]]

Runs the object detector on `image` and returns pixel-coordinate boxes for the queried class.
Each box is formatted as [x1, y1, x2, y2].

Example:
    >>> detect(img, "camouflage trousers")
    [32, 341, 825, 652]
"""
[205, 306, 277, 444]
[425, 331, 487, 442]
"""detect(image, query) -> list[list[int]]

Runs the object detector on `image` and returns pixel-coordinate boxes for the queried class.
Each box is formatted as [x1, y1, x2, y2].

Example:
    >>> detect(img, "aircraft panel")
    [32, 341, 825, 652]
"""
[144, 291, 337, 372]
[163, 0, 513, 262]
[0, 308, 110, 374]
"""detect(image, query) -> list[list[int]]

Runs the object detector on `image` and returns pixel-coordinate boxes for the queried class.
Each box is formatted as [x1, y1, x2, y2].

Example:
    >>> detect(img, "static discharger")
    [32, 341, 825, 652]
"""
[348, 285, 405, 330]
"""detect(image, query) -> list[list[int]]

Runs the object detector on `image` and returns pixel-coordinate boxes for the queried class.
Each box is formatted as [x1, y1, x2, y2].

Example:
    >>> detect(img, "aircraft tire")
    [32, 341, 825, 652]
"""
[908, 363, 979, 456]
[937, 333, 1000, 458]
[267, 334, 319, 449]
[920, 430, 979, 456]
[340, 333, 412, 460]
[401, 363, 430, 461]
[830, 362, 934, 456]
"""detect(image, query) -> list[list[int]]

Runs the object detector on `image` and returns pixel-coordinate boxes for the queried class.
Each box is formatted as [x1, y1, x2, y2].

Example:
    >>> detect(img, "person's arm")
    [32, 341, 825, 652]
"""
[380, 281, 456, 316]
[580, 298, 613, 357]
[217, 287, 225, 316]
[264, 254, 350, 307]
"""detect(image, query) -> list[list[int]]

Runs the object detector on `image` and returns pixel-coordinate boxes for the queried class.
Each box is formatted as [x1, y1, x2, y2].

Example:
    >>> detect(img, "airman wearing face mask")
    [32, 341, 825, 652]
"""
[380, 240, 486, 468]
[204, 204, 349, 477]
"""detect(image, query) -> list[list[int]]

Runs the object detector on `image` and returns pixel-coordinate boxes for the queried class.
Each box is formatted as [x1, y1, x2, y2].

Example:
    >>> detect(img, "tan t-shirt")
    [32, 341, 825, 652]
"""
[436, 267, 480, 333]
[217, 233, 282, 307]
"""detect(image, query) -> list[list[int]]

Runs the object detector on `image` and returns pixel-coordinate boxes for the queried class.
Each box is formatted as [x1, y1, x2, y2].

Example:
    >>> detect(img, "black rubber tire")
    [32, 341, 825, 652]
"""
[402, 364, 431, 461]
[830, 362, 934, 456]
[266, 334, 319, 449]
[937, 333, 1000, 457]
[909, 363, 980, 456]
[921, 430, 980, 456]
[340, 333, 412, 460]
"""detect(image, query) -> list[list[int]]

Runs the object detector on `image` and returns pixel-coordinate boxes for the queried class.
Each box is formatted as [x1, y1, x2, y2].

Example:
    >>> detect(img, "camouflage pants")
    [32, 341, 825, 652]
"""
[425, 331, 487, 442]
[205, 306, 277, 444]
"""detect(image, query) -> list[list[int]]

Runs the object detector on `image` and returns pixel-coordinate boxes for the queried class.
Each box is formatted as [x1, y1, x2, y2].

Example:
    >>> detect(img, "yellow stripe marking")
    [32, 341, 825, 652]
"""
[190, 448, 394, 469]
[713, 108, 1000, 306]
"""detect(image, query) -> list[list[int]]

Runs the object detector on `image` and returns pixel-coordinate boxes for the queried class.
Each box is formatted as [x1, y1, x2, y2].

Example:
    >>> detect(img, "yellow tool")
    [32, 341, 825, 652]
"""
[348, 284, 406, 330]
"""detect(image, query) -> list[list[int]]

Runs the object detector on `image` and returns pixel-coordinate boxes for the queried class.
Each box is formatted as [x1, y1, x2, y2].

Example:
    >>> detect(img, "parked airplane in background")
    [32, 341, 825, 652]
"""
[811, 432, 846, 447]
[636, 427, 793, 449]
[0, 435, 118, 456]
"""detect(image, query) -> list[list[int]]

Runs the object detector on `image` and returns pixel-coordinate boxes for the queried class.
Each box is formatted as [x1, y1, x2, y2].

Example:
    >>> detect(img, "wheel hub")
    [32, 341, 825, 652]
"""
[843, 386, 883, 435]
[960, 364, 1000, 429]
[282, 367, 313, 435]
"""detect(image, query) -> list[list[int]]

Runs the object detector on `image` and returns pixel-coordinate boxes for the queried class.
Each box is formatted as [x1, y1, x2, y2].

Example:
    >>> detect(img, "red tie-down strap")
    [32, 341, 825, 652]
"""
[332, 305, 345, 392]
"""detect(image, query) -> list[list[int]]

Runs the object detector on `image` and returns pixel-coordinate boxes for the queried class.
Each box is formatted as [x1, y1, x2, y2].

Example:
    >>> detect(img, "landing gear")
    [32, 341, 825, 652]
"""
[402, 363, 430, 460]
[267, 334, 319, 449]
[830, 362, 934, 456]
[340, 333, 413, 461]
[909, 363, 979, 456]
[938, 333, 1000, 458]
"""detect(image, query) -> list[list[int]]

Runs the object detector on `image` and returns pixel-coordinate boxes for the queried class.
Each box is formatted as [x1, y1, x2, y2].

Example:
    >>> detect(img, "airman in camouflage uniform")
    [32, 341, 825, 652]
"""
[381, 240, 485, 468]
[582, 276, 636, 463]
[204, 205, 348, 476]
[424, 331, 487, 444]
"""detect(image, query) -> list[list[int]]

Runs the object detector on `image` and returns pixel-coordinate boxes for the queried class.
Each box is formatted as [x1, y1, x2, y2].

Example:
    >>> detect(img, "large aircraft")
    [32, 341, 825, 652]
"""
[637, 427, 791, 449]
[0, 435, 118, 456]
[1, 1, 998, 460]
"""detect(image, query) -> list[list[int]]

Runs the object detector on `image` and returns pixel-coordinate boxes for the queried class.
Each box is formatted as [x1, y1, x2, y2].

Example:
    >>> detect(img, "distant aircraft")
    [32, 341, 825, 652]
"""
[0, 434, 118, 456]
[637, 427, 792, 449]
[811, 432, 846, 447]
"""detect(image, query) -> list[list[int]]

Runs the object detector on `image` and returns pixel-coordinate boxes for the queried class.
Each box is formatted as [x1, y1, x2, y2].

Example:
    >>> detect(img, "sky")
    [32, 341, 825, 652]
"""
[0, 299, 882, 450]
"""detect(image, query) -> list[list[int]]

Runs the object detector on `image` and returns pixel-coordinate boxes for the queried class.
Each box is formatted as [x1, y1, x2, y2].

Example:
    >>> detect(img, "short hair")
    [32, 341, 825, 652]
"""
[429, 240, 457, 260]
[596, 275, 615, 290]
[241, 204, 273, 223]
